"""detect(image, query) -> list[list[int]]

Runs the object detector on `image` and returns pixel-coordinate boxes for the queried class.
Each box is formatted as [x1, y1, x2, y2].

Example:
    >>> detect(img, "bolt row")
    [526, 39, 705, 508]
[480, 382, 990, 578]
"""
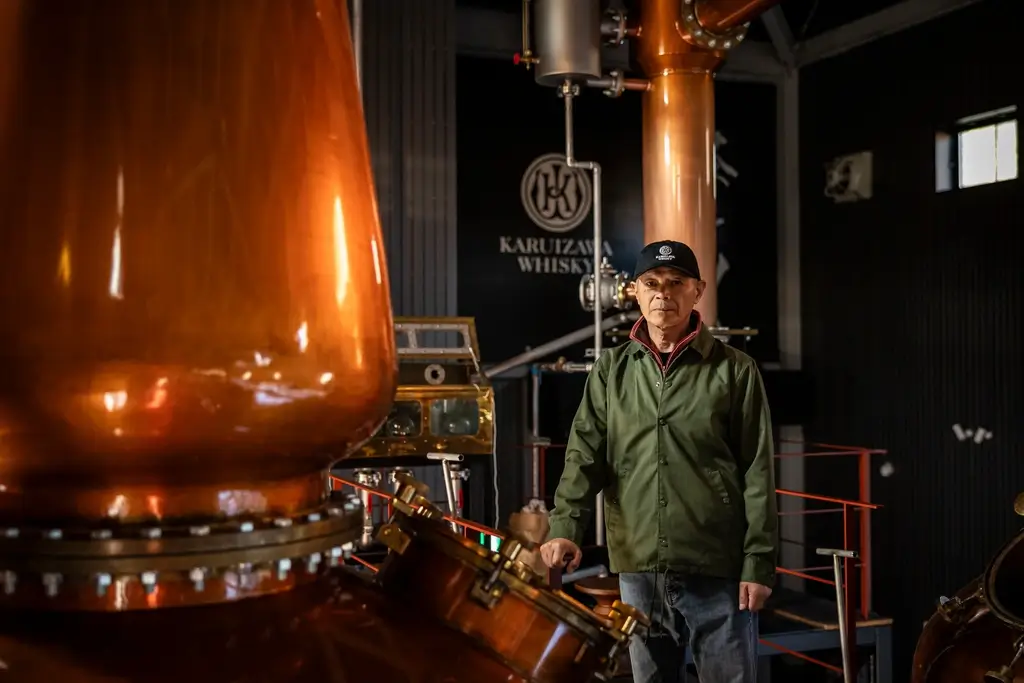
[0, 542, 356, 598]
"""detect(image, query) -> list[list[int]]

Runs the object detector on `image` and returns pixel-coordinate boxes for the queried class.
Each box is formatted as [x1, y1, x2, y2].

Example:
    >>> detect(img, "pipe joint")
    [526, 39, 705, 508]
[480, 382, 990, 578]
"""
[680, 0, 750, 51]
[600, 9, 629, 46]
[585, 70, 650, 98]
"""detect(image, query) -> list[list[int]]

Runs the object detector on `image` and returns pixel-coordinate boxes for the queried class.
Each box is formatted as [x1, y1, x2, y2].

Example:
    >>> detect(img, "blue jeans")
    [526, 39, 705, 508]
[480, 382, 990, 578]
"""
[618, 572, 758, 683]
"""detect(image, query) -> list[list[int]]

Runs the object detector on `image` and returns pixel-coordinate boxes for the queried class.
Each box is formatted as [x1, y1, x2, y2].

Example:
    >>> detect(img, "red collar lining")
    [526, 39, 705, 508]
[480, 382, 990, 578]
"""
[629, 311, 703, 373]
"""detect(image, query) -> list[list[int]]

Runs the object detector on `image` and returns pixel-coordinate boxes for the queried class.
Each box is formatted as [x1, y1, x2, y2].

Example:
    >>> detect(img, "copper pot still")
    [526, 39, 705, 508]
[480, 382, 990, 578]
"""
[913, 526, 1024, 683]
[0, 0, 507, 679]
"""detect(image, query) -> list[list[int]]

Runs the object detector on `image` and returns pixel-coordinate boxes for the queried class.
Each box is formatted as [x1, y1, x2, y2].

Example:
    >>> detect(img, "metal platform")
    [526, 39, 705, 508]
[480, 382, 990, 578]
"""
[597, 587, 892, 683]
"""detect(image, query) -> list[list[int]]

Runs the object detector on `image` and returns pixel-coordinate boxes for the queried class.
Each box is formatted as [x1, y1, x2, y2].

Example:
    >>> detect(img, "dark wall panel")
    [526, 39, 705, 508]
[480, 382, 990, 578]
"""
[800, 0, 1024, 673]
[362, 0, 457, 318]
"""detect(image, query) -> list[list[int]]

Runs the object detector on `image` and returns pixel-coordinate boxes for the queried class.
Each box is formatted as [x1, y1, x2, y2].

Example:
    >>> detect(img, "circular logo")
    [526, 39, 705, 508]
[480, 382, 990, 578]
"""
[659, 245, 673, 256]
[520, 153, 593, 233]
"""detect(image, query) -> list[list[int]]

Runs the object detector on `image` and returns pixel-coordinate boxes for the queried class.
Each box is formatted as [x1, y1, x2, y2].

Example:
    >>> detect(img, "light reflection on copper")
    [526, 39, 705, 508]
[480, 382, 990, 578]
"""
[108, 167, 124, 300]
[0, 0, 397, 523]
[333, 196, 350, 308]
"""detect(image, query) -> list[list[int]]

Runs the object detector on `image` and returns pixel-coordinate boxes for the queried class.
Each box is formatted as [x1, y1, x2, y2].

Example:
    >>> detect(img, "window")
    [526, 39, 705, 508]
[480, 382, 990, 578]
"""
[935, 106, 1018, 193]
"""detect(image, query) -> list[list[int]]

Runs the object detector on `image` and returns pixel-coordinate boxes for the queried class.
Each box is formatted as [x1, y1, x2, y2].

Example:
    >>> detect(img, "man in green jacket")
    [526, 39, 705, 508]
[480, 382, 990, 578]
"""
[540, 240, 778, 683]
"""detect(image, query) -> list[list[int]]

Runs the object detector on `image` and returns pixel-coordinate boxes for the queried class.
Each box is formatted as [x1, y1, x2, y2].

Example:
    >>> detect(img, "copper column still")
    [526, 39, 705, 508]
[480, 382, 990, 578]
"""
[636, 0, 780, 324]
[0, 0, 544, 680]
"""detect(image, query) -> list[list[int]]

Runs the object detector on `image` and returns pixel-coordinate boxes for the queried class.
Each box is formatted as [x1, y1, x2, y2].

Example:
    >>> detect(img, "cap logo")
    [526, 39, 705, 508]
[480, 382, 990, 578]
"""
[655, 244, 675, 261]
[659, 245, 672, 255]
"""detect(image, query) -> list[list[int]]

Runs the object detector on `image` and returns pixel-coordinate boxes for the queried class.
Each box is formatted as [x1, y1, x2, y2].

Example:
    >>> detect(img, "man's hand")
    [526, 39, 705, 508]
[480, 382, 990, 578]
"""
[539, 538, 582, 572]
[739, 582, 772, 612]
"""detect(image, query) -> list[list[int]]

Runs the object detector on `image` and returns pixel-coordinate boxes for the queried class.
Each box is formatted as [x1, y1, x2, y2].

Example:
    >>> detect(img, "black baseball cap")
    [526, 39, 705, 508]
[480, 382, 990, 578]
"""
[633, 240, 701, 280]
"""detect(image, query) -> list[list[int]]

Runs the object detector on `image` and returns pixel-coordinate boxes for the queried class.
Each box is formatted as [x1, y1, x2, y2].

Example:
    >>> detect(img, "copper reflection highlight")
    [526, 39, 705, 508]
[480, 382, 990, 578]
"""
[0, 0, 396, 521]
[636, 0, 721, 323]
[695, 0, 783, 33]
[636, 0, 778, 324]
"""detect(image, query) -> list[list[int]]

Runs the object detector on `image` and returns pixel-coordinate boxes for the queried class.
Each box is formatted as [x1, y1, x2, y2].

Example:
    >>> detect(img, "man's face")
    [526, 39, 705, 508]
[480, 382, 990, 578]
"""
[634, 267, 706, 329]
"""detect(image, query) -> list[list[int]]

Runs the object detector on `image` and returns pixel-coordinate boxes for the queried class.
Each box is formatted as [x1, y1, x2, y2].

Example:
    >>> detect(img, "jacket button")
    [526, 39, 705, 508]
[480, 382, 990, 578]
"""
[659, 538, 668, 547]
[660, 459, 668, 466]
[658, 418, 667, 426]
[659, 499, 667, 507]
[655, 381, 661, 387]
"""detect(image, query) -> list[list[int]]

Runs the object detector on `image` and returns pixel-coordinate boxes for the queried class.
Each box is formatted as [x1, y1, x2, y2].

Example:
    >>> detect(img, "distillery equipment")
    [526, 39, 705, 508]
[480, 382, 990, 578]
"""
[0, 1, 644, 681]
[354, 317, 495, 459]
[912, 497, 1024, 683]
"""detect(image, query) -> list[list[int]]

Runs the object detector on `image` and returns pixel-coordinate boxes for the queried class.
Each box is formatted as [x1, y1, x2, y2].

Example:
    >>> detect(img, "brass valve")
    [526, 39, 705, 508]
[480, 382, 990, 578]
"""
[391, 474, 443, 520]
[607, 600, 650, 638]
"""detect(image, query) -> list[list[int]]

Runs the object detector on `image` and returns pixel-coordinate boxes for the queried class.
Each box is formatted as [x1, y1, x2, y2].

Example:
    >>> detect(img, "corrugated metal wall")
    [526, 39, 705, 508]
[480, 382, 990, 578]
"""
[799, 2, 1024, 672]
[336, 0, 459, 508]
[362, 0, 458, 318]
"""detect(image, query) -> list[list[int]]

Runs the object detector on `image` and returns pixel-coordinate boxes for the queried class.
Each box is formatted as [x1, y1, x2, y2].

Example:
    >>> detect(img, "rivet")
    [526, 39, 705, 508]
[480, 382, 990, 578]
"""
[306, 553, 322, 574]
[327, 547, 343, 567]
[240, 521, 254, 533]
[341, 542, 355, 558]
[695, 29, 703, 37]
[327, 507, 343, 517]
[3, 571, 16, 595]
[2, 528, 18, 539]
[42, 573, 62, 598]
[343, 500, 360, 512]
[724, 40, 732, 48]
[140, 571, 158, 594]
[141, 528, 162, 539]
[708, 39, 717, 47]
[687, 13, 695, 21]
[95, 573, 112, 597]
[189, 525, 211, 537]
[273, 518, 293, 528]
[276, 558, 292, 581]
[189, 568, 206, 592]
[91, 529, 113, 540]
[307, 513, 322, 523]
[45, 529, 62, 540]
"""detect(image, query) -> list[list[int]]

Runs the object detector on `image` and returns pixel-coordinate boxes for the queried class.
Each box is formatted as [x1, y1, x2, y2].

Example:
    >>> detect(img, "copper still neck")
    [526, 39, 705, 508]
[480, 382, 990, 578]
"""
[0, 0, 395, 611]
[635, 0, 779, 325]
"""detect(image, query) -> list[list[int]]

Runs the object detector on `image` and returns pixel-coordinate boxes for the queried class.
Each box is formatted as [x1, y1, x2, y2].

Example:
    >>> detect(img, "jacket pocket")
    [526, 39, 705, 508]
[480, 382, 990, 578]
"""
[705, 468, 734, 508]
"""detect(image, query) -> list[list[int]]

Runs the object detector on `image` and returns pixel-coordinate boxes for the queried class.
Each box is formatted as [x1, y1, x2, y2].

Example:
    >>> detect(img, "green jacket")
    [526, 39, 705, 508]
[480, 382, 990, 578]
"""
[547, 315, 779, 587]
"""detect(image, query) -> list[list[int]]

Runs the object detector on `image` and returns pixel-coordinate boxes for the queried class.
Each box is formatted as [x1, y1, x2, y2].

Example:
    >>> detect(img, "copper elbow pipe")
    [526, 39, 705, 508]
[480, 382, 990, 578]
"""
[623, 78, 651, 92]
[694, 0, 783, 33]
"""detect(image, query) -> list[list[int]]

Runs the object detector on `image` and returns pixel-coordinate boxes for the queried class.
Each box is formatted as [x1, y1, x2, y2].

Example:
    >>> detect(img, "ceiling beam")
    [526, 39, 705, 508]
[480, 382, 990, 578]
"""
[455, 6, 783, 84]
[761, 7, 796, 69]
[796, 0, 987, 67]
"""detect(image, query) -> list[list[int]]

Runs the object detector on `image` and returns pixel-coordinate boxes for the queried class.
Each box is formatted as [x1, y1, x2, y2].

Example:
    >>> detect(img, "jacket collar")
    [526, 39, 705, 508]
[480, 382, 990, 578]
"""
[628, 311, 714, 370]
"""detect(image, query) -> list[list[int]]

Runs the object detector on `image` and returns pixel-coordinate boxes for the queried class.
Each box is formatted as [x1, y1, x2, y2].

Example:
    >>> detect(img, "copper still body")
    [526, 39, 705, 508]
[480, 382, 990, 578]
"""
[635, 0, 779, 324]
[0, 2, 646, 680]
[913, 527, 1024, 683]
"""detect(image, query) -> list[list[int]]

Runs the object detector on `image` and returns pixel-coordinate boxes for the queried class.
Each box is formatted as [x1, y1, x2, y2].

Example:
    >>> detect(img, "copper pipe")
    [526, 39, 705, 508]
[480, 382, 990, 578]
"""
[0, 0, 396, 524]
[623, 78, 651, 92]
[636, 0, 781, 324]
[695, 0, 783, 33]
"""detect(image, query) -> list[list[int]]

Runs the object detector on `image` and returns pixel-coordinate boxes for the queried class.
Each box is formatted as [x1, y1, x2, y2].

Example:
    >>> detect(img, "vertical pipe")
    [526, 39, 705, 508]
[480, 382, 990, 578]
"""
[562, 82, 605, 546]
[831, 554, 854, 683]
[859, 449, 873, 617]
[531, 367, 542, 500]
[635, 0, 723, 325]
[591, 166, 603, 357]
[640, 72, 718, 324]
